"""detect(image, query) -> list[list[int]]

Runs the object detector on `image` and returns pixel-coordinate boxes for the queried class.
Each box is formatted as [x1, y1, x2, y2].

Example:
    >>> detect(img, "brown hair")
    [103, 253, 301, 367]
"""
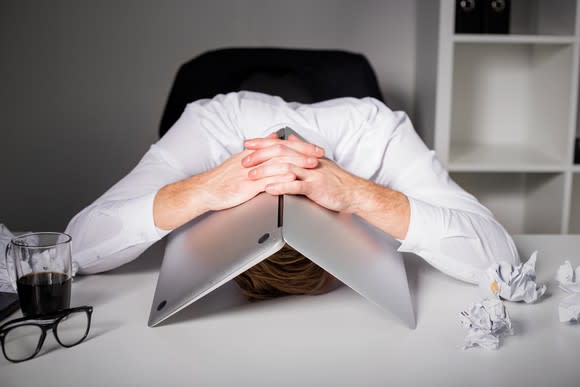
[233, 244, 336, 301]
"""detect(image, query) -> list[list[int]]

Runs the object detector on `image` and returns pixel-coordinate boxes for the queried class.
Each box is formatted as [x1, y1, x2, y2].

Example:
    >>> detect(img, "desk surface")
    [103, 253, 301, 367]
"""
[1, 235, 579, 386]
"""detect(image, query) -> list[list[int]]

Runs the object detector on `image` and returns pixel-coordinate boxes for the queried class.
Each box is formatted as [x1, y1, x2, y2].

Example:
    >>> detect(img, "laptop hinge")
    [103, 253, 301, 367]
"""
[277, 195, 284, 227]
[276, 127, 289, 228]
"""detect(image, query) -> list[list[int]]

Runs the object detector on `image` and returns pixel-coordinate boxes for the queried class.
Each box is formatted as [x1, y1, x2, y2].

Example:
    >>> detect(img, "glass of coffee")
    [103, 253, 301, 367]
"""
[5, 232, 72, 316]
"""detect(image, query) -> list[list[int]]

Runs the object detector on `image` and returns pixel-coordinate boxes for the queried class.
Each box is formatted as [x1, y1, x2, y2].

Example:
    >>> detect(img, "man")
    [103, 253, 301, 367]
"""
[66, 92, 519, 292]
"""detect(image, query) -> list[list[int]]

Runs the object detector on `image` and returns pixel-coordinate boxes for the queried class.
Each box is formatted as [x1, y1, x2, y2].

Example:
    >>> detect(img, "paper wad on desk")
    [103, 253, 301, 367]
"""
[459, 298, 513, 350]
[478, 251, 546, 303]
[556, 260, 580, 323]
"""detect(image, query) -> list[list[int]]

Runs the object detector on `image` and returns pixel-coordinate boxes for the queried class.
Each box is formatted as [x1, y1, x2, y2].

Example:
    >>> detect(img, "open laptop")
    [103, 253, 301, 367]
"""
[148, 127, 415, 328]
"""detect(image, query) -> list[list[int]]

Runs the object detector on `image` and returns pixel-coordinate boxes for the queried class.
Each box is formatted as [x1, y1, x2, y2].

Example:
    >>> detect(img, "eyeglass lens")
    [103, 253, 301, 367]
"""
[56, 310, 90, 346]
[3, 309, 90, 362]
[3, 324, 43, 362]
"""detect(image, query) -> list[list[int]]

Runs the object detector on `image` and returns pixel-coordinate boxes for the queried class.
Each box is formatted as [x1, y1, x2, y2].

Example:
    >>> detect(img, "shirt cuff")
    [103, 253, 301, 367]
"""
[116, 191, 170, 244]
[397, 197, 432, 254]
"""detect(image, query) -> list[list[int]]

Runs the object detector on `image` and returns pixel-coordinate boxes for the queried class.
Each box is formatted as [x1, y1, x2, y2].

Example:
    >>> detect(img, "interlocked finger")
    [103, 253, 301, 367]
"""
[242, 144, 321, 168]
[265, 180, 311, 196]
[248, 158, 316, 179]
[248, 163, 293, 180]
[243, 137, 325, 159]
[253, 173, 296, 192]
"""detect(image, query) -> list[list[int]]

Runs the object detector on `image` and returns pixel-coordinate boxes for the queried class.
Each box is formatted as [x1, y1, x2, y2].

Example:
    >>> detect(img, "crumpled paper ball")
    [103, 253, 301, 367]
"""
[459, 298, 513, 350]
[558, 293, 580, 323]
[479, 251, 546, 303]
[555, 260, 580, 323]
[556, 260, 580, 294]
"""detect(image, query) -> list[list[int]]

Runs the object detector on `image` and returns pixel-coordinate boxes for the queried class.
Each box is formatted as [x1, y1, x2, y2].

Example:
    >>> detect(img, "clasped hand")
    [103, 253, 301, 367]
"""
[200, 132, 368, 213]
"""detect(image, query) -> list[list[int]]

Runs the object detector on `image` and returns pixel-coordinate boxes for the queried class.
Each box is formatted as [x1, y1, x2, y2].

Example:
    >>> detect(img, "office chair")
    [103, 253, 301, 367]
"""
[159, 48, 384, 137]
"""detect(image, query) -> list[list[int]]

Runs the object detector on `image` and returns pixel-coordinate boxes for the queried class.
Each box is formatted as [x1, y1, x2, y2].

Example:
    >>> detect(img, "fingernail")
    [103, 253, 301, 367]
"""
[315, 146, 324, 156]
[245, 140, 255, 146]
[243, 156, 251, 164]
[307, 157, 316, 164]
[249, 169, 257, 177]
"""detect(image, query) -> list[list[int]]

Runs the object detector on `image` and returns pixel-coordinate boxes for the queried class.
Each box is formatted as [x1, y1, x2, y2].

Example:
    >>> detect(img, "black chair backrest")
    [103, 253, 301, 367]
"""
[159, 48, 384, 137]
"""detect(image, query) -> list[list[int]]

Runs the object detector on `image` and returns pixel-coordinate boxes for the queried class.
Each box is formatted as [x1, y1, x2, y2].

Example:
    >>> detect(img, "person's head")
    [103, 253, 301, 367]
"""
[234, 244, 336, 301]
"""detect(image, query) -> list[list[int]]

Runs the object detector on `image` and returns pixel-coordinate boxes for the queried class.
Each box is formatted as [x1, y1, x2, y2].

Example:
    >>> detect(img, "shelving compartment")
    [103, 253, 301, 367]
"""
[510, 0, 577, 36]
[570, 173, 580, 233]
[451, 172, 565, 234]
[449, 42, 574, 169]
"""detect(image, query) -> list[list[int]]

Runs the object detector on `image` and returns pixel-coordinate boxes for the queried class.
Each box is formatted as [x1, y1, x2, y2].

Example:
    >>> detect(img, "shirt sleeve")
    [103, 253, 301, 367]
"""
[327, 98, 520, 284]
[66, 94, 246, 274]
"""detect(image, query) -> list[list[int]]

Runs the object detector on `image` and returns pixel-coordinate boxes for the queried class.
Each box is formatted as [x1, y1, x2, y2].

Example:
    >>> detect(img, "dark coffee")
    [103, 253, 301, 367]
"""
[16, 272, 71, 316]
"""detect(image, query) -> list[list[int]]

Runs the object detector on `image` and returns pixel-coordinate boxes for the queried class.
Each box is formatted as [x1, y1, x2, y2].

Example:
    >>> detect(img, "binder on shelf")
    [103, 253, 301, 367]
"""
[455, 0, 483, 33]
[483, 0, 510, 34]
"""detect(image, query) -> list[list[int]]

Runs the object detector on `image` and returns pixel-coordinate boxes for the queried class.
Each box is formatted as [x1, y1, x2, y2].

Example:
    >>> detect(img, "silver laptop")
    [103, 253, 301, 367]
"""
[148, 127, 415, 328]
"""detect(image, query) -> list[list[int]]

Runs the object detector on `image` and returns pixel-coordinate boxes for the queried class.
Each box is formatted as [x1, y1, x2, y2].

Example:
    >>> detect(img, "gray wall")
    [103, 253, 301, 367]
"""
[0, 0, 417, 231]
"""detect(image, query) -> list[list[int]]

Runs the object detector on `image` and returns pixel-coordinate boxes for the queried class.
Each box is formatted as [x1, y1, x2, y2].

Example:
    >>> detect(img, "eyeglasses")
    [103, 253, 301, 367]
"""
[0, 306, 93, 363]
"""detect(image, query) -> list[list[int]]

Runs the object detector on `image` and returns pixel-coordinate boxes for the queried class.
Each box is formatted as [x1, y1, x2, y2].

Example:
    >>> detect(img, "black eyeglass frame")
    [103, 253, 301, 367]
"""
[0, 305, 93, 363]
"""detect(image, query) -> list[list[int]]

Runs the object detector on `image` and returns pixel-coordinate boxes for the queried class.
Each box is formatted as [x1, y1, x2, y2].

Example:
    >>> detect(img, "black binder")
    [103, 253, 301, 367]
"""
[483, 0, 511, 34]
[455, 0, 484, 33]
[575, 138, 580, 164]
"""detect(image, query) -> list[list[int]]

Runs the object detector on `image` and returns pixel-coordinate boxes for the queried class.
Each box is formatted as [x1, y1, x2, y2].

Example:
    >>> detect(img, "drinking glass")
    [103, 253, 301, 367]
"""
[5, 232, 72, 316]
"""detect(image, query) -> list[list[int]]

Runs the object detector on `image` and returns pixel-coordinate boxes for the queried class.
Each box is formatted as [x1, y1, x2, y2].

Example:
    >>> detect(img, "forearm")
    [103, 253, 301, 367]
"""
[345, 177, 519, 284]
[153, 174, 210, 231]
[70, 173, 211, 273]
[349, 180, 410, 240]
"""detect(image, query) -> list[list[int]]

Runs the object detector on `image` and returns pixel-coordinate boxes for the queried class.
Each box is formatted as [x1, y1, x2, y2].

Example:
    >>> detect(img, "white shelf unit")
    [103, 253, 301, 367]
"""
[415, 0, 580, 234]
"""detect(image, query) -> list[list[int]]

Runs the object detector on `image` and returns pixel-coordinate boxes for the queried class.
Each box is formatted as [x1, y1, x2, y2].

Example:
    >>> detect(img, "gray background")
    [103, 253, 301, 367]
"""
[0, 0, 419, 231]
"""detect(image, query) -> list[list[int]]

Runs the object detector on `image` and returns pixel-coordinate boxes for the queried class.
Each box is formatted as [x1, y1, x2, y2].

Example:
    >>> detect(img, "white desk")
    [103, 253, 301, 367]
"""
[1, 235, 579, 386]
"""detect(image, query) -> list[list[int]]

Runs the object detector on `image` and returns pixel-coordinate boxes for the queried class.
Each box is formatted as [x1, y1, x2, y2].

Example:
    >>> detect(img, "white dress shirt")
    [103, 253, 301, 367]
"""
[65, 91, 520, 283]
